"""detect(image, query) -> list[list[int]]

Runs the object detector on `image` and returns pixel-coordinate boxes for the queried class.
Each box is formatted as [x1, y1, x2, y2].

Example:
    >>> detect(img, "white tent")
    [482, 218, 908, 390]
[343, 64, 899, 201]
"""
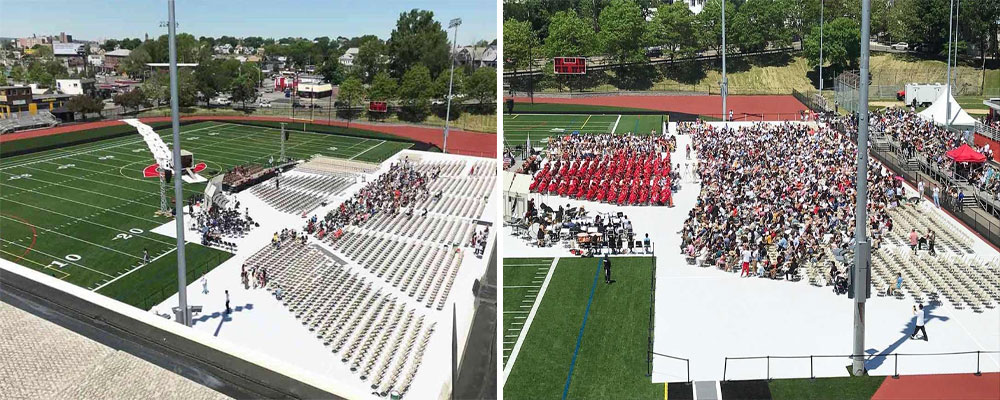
[917, 86, 977, 127]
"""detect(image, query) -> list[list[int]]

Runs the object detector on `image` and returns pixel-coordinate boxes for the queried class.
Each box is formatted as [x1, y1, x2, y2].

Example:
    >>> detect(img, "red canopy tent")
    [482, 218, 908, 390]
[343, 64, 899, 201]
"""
[945, 144, 987, 163]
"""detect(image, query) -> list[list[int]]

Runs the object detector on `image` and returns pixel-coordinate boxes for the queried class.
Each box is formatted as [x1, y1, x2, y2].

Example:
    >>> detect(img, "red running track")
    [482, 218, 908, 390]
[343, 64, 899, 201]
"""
[511, 95, 808, 121]
[0, 115, 496, 158]
[871, 372, 999, 400]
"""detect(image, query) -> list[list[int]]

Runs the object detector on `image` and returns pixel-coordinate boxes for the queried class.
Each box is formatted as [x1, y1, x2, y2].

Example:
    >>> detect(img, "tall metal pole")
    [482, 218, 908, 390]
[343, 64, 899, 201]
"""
[952, 0, 961, 129]
[280, 122, 286, 161]
[721, 0, 728, 121]
[852, 0, 873, 376]
[946, 0, 954, 130]
[167, 0, 189, 327]
[819, 0, 824, 92]
[444, 18, 461, 154]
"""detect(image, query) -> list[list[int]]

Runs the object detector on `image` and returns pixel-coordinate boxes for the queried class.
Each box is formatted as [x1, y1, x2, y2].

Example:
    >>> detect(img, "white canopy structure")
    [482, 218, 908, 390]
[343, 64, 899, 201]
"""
[917, 86, 977, 127]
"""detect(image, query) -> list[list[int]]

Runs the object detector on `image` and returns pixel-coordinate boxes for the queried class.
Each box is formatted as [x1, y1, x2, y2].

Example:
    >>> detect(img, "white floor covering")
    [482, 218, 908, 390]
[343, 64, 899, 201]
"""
[153, 150, 496, 399]
[503, 122, 1000, 384]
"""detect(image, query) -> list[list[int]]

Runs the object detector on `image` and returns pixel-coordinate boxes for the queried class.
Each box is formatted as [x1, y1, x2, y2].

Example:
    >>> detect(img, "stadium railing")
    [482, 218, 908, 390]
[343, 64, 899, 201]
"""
[649, 351, 691, 384]
[134, 251, 223, 311]
[975, 121, 1000, 142]
[722, 350, 999, 381]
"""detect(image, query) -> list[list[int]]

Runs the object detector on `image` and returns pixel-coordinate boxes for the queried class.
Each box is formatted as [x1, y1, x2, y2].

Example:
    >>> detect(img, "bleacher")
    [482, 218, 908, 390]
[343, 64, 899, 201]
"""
[0, 110, 60, 134]
[298, 156, 380, 176]
[410, 159, 495, 219]
[249, 240, 435, 398]
[250, 173, 353, 214]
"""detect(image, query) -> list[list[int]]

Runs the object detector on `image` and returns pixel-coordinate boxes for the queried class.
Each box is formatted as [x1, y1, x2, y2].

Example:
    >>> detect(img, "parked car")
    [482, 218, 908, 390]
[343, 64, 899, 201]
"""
[891, 42, 909, 51]
[645, 46, 663, 58]
[257, 100, 272, 108]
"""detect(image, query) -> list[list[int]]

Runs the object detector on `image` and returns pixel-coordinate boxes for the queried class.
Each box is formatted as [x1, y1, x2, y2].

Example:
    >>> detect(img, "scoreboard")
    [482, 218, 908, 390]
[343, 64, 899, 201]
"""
[553, 57, 587, 75]
[369, 101, 388, 113]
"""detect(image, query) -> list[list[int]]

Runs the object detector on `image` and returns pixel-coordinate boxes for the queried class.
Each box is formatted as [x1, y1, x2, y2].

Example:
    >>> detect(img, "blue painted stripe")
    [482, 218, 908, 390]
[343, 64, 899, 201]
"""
[562, 258, 603, 400]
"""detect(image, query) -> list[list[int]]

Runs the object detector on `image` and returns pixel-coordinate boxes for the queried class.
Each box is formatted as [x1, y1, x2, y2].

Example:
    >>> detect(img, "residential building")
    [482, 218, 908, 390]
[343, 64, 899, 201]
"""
[0, 85, 32, 114]
[103, 48, 130, 72]
[455, 44, 497, 69]
[55, 78, 96, 96]
[339, 47, 359, 66]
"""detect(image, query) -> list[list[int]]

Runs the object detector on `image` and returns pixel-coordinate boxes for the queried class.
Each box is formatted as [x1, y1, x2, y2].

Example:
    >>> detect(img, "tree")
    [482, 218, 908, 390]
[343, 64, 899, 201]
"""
[432, 67, 465, 100]
[337, 76, 365, 123]
[503, 19, 538, 72]
[543, 10, 595, 58]
[598, 0, 647, 65]
[803, 17, 860, 77]
[100, 39, 120, 52]
[648, 1, 698, 60]
[194, 59, 228, 106]
[9, 65, 26, 84]
[397, 63, 433, 121]
[387, 9, 450, 78]
[731, 0, 792, 52]
[697, 0, 738, 56]
[355, 39, 386, 83]
[242, 36, 265, 49]
[67, 95, 105, 117]
[463, 67, 497, 106]
[368, 71, 397, 102]
[229, 75, 258, 110]
[0, 73, 7, 86]
[318, 56, 345, 85]
[113, 89, 150, 113]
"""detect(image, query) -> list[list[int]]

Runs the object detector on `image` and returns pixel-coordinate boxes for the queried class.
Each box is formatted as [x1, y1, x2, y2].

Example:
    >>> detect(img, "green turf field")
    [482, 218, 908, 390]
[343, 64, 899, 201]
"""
[0, 121, 412, 309]
[503, 256, 661, 400]
[503, 114, 665, 149]
[501, 257, 553, 366]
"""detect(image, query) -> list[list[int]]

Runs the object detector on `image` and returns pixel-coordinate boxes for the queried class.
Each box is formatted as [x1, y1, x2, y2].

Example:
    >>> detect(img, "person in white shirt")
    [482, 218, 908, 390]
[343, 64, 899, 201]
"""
[740, 246, 753, 277]
[910, 304, 928, 341]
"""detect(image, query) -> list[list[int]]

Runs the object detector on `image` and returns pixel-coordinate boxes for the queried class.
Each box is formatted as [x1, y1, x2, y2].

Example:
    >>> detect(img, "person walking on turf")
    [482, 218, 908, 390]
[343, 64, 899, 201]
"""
[910, 304, 928, 341]
[225, 290, 232, 315]
[603, 255, 612, 284]
[142, 248, 150, 265]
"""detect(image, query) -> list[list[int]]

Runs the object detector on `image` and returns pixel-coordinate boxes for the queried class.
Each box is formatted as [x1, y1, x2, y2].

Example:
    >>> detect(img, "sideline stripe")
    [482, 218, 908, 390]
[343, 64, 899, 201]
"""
[561, 257, 603, 400]
[612, 115, 622, 133]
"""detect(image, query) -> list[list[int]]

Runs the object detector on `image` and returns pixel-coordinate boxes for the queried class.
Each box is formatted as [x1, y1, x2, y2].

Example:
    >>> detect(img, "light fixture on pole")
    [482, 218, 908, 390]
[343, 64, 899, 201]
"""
[443, 17, 462, 154]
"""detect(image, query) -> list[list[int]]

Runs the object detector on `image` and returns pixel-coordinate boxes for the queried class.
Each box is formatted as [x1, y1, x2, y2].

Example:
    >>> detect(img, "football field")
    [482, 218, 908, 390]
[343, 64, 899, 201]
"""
[503, 256, 661, 399]
[0, 121, 412, 309]
[502, 114, 665, 149]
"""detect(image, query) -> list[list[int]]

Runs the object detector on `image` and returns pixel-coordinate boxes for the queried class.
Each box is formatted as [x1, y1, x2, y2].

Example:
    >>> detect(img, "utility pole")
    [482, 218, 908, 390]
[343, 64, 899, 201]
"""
[721, 0, 728, 121]
[167, 0, 190, 327]
[852, 0, 873, 377]
[444, 18, 462, 154]
[946, 0, 954, 130]
[819, 0, 824, 92]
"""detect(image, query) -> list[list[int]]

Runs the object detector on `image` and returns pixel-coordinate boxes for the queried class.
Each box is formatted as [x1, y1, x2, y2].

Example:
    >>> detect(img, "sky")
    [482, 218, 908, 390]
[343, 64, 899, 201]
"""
[0, 0, 497, 44]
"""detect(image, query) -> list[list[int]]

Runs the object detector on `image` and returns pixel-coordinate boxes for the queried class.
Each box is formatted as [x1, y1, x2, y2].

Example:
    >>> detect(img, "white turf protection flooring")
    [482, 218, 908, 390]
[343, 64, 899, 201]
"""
[503, 122, 1000, 384]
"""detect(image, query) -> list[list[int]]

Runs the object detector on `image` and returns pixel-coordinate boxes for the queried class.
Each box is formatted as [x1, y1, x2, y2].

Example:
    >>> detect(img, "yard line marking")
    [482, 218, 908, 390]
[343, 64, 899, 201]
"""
[503, 257, 560, 386]
[0, 198, 173, 245]
[0, 123, 220, 171]
[6, 168, 177, 200]
[0, 238, 114, 278]
[612, 114, 622, 133]
[0, 183, 162, 222]
[580, 115, 592, 130]
[0, 215, 144, 259]
[93, 247, 177, 292]
[349, 140, 388, 160]
[503, 285, 541, 288]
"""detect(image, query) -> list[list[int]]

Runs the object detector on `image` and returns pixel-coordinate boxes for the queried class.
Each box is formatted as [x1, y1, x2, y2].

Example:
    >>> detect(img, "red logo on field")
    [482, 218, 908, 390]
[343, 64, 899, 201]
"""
[143, 162, 206, 178]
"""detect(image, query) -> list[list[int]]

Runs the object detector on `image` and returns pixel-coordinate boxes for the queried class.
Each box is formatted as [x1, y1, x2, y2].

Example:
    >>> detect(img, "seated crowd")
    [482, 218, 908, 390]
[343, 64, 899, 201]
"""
[313, 162, 434, 239]
[528, 133, 679, 206]
[222, 164, 266, 187]
[519, 199, 650, 256]
[194, 202, 256, 249]
[679, 121, 899, 281]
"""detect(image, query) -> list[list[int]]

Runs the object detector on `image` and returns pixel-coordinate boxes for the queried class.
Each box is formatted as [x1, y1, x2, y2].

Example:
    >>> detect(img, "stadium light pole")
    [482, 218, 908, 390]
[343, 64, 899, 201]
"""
[945, 0, 954, 130]
[721, 0, 728, 121]
[819, 0, 824, 92]
[443, 17, 462, 154]
[852, 0, 873, 377]
[167, 0, 190, 327]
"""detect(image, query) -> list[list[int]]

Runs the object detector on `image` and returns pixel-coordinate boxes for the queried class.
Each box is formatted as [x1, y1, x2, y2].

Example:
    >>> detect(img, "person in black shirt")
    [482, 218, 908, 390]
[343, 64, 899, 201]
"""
[603, 255, 612, 284]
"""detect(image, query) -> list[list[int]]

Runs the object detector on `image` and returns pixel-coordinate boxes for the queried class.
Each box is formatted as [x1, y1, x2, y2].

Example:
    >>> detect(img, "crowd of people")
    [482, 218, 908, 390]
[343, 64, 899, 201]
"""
[518, 199, 649, 256]
[318, 161, 435, 237]
[527, 133, 678, 206]
[679, 121, 901, 278]
[471, 225, 490, 258]
[194, 202, 256, 249]
[222, 164, 267, 187]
